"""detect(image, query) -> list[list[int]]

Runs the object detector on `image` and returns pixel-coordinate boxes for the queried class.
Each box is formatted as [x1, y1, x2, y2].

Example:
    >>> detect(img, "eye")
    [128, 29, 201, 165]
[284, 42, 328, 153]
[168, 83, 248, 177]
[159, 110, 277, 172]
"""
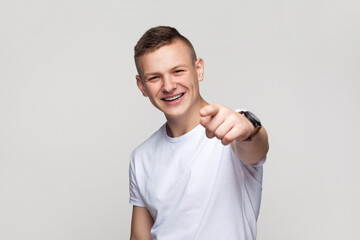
[174, 69, 184, 74]
[147, 76, 159, 82]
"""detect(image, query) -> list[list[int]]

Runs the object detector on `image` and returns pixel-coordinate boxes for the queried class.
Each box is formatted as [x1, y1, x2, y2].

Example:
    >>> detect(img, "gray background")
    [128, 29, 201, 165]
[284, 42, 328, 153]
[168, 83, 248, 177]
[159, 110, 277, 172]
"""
[1, 0, 359, 239]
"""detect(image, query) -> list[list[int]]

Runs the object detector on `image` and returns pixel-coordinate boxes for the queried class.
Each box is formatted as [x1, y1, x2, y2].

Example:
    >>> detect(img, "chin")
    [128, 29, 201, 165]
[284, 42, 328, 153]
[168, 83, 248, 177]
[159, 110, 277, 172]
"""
[164, 107, 191, 120]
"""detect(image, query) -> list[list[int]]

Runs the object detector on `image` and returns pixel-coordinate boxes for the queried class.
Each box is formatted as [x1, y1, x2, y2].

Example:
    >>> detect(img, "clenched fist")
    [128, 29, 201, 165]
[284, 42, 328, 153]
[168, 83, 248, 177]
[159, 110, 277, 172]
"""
[199, 104, 255, 145]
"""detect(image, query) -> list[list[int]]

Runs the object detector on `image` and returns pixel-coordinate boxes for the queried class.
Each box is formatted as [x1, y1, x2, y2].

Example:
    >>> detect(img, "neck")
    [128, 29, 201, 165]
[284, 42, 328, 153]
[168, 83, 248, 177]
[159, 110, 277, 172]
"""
[165, 97, 208, 138]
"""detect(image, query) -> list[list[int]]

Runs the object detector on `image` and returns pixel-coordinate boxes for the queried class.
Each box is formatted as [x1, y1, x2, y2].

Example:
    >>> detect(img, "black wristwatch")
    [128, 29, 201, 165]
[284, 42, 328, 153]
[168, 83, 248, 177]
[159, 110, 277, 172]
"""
[240, 110, 262, 141]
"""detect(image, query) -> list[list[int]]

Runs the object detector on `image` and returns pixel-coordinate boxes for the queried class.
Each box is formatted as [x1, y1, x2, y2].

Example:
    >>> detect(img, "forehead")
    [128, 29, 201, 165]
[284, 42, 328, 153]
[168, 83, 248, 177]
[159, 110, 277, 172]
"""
[138, 40, 193, 75]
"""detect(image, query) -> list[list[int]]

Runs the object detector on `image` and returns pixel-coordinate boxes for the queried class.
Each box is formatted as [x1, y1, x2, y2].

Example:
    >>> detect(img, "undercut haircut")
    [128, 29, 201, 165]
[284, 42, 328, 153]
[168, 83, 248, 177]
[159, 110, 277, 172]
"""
[134, 26, 197, 77]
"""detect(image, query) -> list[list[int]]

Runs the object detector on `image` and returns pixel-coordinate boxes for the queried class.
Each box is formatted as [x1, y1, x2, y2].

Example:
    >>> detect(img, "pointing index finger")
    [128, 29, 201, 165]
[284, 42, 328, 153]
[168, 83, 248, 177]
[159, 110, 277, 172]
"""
[199, 104, 220, 117]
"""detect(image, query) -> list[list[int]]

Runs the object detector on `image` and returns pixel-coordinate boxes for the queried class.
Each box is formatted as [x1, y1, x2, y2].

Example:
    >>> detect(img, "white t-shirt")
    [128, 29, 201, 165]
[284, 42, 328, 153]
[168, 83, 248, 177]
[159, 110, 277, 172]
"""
[129, 123, 265, 240]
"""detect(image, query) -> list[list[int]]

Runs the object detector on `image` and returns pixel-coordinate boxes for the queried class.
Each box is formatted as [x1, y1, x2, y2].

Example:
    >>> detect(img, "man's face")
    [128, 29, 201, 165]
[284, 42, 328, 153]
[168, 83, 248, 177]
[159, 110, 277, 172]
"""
[136, 40, 204, 120]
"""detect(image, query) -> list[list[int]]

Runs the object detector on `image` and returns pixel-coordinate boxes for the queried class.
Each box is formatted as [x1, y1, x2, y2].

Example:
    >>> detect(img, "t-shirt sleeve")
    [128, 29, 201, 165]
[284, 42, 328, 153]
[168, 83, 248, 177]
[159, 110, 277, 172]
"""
[240, 156, 266, 219]
[129, 154, 146, 207]
[241, 156, 265, 186]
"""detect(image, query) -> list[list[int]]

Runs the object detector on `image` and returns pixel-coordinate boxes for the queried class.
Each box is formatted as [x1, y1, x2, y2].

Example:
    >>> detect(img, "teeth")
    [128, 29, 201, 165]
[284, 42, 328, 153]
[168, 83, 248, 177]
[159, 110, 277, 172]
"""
[164, 93, 183, 101]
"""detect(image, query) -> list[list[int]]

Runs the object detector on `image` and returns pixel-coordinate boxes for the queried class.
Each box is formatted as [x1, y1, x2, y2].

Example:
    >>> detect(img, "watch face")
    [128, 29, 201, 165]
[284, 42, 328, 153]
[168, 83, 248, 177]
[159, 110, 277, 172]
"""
[243, 111, 261, 127]
[247, 111, 261, 124]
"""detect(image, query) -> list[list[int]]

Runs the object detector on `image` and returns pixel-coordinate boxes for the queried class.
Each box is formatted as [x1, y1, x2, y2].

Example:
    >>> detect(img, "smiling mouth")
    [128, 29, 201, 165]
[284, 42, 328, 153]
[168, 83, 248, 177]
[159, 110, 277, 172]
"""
[162, 93, 184, 102]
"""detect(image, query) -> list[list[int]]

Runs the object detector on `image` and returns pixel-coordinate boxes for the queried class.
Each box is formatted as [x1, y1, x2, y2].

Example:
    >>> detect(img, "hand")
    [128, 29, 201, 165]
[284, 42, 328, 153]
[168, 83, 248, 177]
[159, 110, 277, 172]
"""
[199, 104, 254, 145]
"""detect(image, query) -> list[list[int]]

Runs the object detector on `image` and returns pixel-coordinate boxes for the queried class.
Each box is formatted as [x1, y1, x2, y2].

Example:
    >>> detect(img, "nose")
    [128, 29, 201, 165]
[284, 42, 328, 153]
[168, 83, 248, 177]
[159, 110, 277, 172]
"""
[161, 75, 176, 92]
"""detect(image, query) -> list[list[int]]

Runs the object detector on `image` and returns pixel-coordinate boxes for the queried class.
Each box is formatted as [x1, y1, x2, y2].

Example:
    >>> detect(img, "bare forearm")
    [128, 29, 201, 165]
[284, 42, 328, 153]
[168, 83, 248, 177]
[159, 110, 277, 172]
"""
[130, 206, 153, 240]
[231, 127, 269, 165]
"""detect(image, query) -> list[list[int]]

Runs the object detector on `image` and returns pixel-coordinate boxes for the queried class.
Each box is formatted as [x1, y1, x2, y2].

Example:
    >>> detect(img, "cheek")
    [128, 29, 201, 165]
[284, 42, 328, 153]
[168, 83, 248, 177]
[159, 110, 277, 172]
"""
[146, 84, 161, 96]
[181, 75, 197, 86]
[187, 76, 200, 89]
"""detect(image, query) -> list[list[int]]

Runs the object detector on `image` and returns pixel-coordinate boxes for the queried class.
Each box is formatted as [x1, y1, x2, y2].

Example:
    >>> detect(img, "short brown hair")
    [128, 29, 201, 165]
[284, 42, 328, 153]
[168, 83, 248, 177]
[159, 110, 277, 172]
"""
[134, 26, 197, 76]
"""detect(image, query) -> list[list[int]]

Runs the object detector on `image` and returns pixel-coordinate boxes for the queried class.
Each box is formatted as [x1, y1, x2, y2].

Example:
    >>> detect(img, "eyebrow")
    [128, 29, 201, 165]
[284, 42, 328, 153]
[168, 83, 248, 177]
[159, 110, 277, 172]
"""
[171, 64, 188, 70]
[143, 72, 159, 78]
[143, 64, 189, 78]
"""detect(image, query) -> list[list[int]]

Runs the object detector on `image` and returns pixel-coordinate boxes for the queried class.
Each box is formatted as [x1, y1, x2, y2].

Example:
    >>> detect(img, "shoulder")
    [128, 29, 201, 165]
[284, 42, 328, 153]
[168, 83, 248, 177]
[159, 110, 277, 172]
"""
[131, 124, 165, 160]
[129, 124, 166, 180]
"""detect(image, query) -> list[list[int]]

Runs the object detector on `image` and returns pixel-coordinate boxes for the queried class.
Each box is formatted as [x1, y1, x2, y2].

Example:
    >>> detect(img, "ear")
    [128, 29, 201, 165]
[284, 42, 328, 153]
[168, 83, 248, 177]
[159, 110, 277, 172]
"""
[136, 75, 148, 97]
[195, 58, 205, 82]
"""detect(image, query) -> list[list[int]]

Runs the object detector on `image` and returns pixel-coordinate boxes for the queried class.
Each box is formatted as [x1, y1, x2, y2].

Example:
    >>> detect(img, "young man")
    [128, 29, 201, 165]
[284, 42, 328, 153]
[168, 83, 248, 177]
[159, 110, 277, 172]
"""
[129, 26, 269, 240]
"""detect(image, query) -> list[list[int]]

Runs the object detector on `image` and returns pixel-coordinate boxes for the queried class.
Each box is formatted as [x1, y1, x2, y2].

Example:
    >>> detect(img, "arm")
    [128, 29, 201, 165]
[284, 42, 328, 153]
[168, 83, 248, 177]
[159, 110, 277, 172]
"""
[200, 104, 269, 165]
[130, 206, 154, 240]
[231, 126, 268, 165]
